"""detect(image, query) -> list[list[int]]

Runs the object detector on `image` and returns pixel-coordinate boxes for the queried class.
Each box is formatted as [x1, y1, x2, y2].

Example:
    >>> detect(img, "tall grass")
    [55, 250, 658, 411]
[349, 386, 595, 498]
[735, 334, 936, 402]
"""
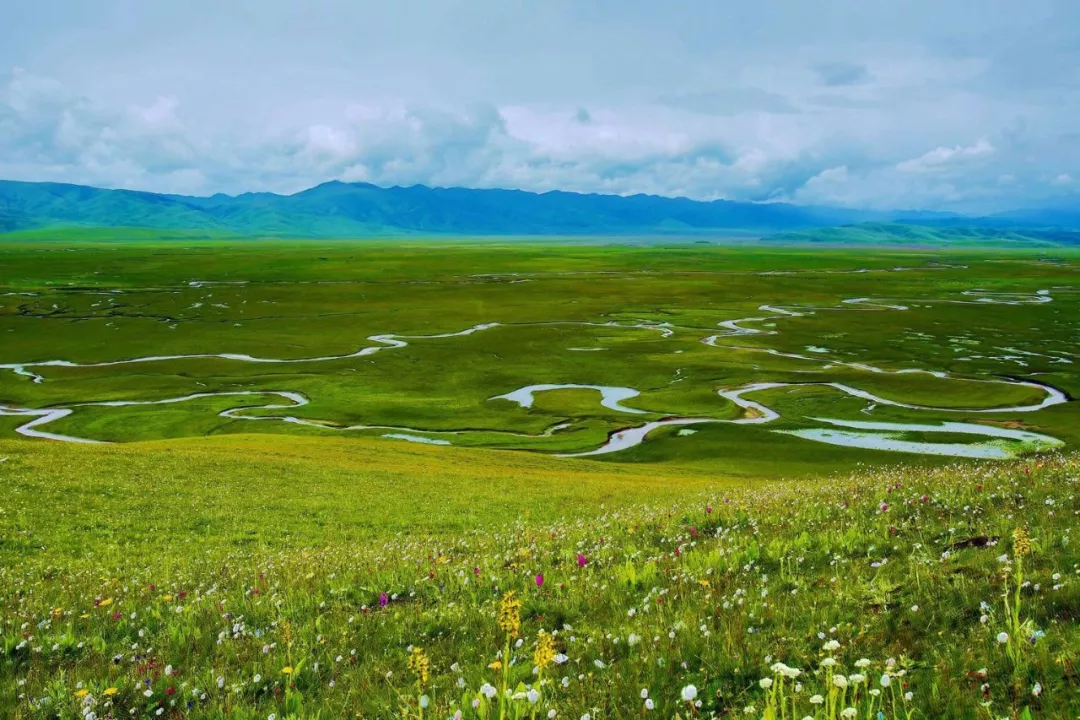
[2, 453, 1077, 718]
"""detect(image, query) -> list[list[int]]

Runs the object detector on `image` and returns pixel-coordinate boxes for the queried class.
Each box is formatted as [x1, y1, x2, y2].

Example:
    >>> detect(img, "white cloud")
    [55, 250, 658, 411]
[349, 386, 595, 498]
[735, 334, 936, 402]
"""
[895, 139, 994, 173]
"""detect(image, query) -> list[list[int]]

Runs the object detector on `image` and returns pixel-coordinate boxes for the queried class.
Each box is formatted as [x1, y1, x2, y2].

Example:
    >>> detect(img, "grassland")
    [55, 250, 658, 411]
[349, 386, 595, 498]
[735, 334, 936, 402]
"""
[2, 239, 1079, 472]
[1, 238, 1079, 718]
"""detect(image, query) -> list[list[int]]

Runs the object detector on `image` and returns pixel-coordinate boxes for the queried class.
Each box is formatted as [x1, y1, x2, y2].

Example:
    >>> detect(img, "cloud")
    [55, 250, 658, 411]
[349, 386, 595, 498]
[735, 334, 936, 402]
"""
[895, 139, 995, 173]
[813, 61, 874, 87]
[657, 89, 798, 116]
[1, 0, 1079, 213]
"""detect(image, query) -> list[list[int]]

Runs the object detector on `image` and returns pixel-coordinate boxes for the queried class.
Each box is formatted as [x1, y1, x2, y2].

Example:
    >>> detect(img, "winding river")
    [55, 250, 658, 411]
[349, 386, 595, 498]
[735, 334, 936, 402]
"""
[0, 287, 1070, 459]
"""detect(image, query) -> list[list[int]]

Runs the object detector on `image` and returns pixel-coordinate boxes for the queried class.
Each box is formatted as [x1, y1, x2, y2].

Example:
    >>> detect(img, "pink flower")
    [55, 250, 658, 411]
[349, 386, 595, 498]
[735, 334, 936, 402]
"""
[379, 592, 388, 608]
[576, 554, 588, 568]
[880, 503, 889, 512]
[535, 573, 544, 588]
[706, 505, 713, 514]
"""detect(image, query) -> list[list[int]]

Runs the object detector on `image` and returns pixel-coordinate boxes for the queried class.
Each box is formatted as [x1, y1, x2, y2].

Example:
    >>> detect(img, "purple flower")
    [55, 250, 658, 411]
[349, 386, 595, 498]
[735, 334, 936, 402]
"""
[576, 554, 588, 568]
[379, 592, 388, 608]
[535, 573, 544, 588]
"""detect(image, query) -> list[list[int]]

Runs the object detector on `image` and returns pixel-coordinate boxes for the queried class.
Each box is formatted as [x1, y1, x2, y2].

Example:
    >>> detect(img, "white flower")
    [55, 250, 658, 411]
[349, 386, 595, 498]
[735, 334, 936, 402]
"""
[809, 695, 824, 705]
[253, 674, 261, 684]
[681, 685, 698, 702]
[419, 695, 430, 709]
[759, 678, 773, 689]
[268, 715, 276, 720]
[1032, 682, 1042, 697]
[997, 632, 1009, 644]
[820, 658, 837, 668]
[880, 674, 891, 688]
[481, 683, 497, 699]
[822, 640, 841, 651]
[640, 689, 649, 699]
[143, 690, 152, 698]
[849, 673, 866, 684]
[833, 675, 848, 689]
[904, 691, 913, 701]
[854, 659, 870, 668]
[526, 689, 540, 704]
[548, 711, 557, 719]
[216, 676, 224, 689]
[644, 699, 654, 710]
[841, 709, 857, 719]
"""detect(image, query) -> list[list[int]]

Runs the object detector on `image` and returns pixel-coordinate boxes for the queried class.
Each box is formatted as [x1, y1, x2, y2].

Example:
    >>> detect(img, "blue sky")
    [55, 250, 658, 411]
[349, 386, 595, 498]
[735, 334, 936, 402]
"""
[1, 0, 1078, 211]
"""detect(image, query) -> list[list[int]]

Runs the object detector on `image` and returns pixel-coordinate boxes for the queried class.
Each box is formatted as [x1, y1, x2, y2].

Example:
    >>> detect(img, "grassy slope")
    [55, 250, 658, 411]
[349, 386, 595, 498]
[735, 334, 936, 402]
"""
[2, 239, 1079, 718]
[0, 436, 1077, 718]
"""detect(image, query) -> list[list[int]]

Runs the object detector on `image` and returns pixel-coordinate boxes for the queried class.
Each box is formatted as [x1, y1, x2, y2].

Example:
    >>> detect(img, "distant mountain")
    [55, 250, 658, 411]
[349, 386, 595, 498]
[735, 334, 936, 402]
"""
[766, 223, 1080, 247]
[0, 179, 1076, 238]
[0, 179, 896, 237]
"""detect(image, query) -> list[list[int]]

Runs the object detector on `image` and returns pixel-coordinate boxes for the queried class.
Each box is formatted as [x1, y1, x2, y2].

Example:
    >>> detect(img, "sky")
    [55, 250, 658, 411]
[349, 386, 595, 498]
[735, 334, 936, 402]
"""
[1, 0, 1078, 212]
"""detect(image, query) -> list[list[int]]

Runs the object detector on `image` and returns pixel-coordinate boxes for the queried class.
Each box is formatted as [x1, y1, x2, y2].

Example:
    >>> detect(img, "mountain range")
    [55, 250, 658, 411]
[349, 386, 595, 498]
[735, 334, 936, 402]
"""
[0, 178, 1077, 238]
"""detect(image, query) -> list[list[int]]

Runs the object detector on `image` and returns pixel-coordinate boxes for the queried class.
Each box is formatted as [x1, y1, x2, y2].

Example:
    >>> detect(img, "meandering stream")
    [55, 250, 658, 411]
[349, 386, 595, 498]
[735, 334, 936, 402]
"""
[0, 287, 1070, 459]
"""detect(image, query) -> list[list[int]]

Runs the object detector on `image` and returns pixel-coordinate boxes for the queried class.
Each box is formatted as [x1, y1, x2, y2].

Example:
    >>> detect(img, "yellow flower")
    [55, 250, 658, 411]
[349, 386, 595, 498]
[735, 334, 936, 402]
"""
[52, 607, 63, 617]
[98, 598, 112, 608]
[162, 594, 173, 602]
[497, 591, 521, 637]
[282, 666, 293, 675]
[103, 688, 118, 697]
[407, 646, 430, 684]
[75, 689, 89, 699]
[488, 660, 503, 670]
[80, 613, 90, 619]
[1013, 526, 1031, 558]
[533, 630, 556, 670]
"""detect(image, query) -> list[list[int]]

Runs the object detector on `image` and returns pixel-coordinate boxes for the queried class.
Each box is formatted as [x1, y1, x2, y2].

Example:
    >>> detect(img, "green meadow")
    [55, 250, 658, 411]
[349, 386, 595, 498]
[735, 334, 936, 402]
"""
[1, 237, 1079, 718]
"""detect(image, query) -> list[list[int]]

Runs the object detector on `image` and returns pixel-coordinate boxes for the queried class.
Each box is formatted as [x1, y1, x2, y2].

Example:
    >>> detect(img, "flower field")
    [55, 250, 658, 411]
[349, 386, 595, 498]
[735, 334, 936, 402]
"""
[2, 448, 1078, 719]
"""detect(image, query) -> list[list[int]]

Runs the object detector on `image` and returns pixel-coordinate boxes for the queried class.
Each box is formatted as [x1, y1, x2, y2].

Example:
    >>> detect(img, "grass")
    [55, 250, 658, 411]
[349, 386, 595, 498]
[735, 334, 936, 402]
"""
[2, 240, 1079, 473]
[1, 238, 1079, 718]
[0, 437, 1077, 718]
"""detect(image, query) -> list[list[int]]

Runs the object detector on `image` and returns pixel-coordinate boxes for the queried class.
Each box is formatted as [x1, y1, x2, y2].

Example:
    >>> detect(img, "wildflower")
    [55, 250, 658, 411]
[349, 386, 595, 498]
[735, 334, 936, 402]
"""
[75, 689, 89, 699]
[408, 646, 430, 684]
[841, 709, 857, 719]
[833, 675, 848, 689]
[535, 573, 544, 588]
[823, 640, 841, 651]
[577, 554, 588, 567]
[526, 689, 540, 704]
[854, 659, 870, 668]
[379, 592, 388, 608]
[997, 632, 1009, 644]
[759, 678, 773, 689]
[419, 695, 430, 709]
[281, 666, 293, 675]
[1013, 527, 1031, 557]
[640, 689, 649, 699]
[480, 683, 497, 699]
[498, 591, 521, 637]
[681, 685, 698, 702]
[644, 699, 654, 710]
[534, 631, 556, 669]
[103, 688, 118, 697]
[1032, 682, 1042, 697]
[809, 695, 824, 705]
